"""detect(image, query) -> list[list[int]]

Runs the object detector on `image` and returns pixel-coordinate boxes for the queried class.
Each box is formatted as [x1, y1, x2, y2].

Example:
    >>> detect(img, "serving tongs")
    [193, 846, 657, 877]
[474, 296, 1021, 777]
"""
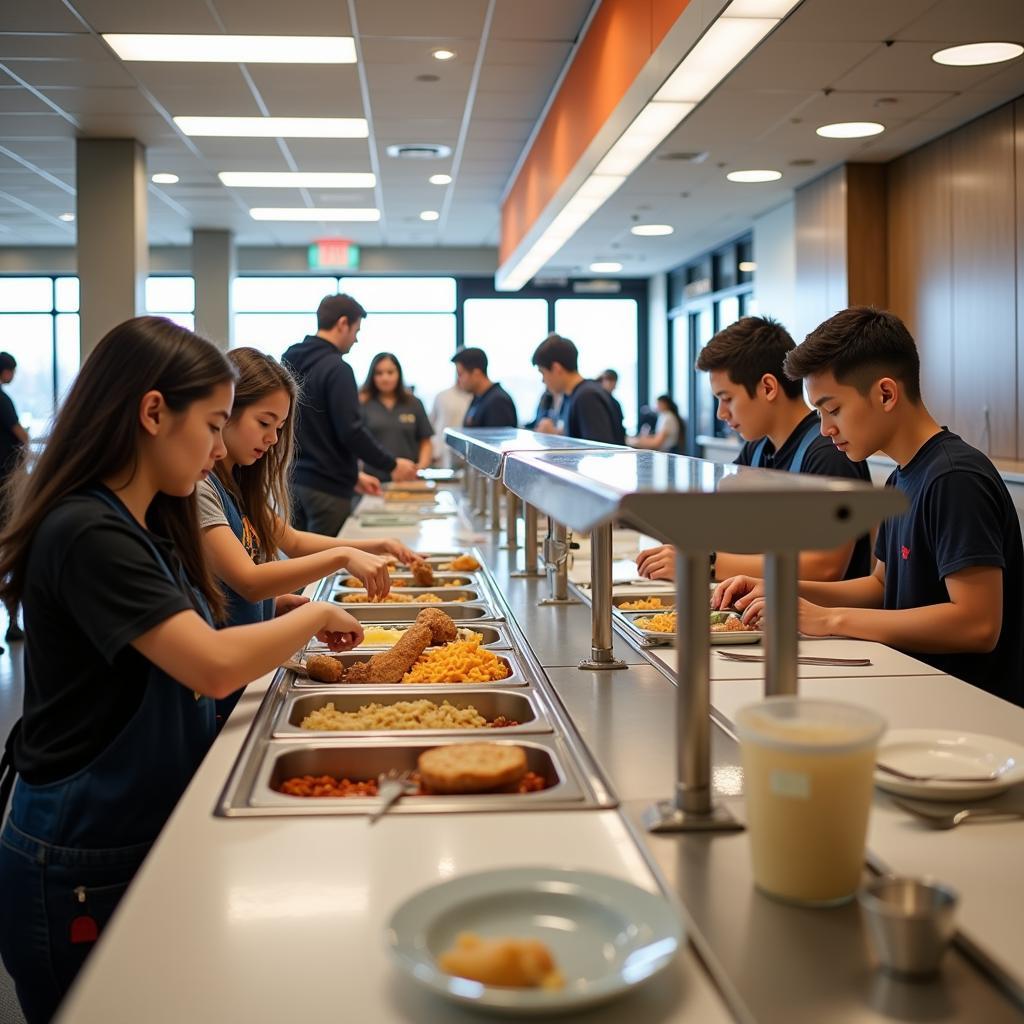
[716, 650, 872, 667]
[369, 769, 416, 824]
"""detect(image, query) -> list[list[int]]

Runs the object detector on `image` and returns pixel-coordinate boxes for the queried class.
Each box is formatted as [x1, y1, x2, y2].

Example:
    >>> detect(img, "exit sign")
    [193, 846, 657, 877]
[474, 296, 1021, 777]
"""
[308, 238, 360, 269]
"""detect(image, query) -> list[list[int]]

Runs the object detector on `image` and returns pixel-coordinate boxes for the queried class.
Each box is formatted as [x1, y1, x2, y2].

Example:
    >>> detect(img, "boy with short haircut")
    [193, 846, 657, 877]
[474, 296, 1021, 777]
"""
[452, 347, 518, 428]
[637, 315, 872, 583]
[716, 306, 1023, 706]
[531, 334, 625, 445]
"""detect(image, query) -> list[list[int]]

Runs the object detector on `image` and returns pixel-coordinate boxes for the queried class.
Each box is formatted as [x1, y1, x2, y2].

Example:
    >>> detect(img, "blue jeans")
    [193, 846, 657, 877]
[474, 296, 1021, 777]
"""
[0, 818, 150, 1023]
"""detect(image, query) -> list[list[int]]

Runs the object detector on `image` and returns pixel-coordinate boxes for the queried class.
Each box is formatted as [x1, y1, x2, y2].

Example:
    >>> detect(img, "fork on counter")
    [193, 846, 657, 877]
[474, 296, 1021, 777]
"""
[891, 796, 1024, 830]
[876, 760, 1013, 784]
[368, 769, 416, 824]
[715, 651, 872, 667]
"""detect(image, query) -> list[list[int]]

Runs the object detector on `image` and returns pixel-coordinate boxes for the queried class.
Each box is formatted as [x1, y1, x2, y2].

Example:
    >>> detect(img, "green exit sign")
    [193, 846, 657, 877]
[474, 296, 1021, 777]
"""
[308, 239, 360, 269]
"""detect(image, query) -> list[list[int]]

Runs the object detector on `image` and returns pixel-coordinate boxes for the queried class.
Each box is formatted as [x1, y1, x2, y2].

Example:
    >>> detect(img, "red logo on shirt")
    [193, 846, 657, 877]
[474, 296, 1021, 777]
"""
[901, 545, 911, 561]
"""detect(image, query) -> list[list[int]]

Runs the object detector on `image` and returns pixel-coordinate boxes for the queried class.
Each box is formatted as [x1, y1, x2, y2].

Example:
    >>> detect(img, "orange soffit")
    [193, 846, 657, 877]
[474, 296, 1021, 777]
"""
[499, 0, 692, 265]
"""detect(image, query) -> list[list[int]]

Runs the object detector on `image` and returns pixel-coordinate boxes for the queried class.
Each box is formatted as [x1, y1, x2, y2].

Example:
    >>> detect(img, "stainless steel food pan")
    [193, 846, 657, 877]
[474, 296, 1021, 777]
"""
[292, 650, 526, 688]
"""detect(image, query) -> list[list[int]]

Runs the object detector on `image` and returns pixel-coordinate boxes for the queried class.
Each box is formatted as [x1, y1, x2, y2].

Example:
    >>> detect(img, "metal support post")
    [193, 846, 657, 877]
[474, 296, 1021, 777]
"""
[764, 551, 800, 697]
[579, 524, 626, 670]
[538, 518, 580, 606]
[510, 501, 545, 578]
[489, 476, 502, 533]
[644, 550, 742, 832]
[501, 489, 519, 551]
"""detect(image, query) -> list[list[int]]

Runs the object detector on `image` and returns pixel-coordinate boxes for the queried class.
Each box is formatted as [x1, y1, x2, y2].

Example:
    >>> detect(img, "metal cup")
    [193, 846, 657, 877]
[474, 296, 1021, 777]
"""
[858, 877, 959, 977]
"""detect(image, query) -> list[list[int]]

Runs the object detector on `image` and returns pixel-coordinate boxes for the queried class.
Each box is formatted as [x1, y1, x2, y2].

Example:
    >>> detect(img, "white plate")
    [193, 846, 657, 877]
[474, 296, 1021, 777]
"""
[386, 867, 682, 1016]
[875, 729, 1024, 801]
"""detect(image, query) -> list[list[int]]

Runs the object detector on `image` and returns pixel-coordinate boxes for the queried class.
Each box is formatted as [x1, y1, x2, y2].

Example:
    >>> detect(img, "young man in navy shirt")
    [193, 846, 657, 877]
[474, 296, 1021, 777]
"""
[531, 334, 625, 445]
[453, 347, 518, 428]
[717, 307, 1024, 706]
[638, 316, 872, 584]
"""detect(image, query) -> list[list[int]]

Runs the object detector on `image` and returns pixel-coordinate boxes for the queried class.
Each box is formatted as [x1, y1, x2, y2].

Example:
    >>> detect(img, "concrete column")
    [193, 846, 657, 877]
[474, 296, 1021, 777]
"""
[192, 229, 235, 350]
[76, 138, 147, 359]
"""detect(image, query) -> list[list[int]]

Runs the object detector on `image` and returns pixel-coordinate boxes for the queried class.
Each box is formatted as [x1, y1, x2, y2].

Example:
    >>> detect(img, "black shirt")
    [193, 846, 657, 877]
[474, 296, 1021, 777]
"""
[15, 490, 194, 784]
[736, 411, 873, 580]
[464, 382, 518, 429]
[563, 379, 626, 445]
[874, 429, 1023, 705]
[283, 336, 398, 498]
[361, 395, 433, 481]
[0, 386, 22, 476]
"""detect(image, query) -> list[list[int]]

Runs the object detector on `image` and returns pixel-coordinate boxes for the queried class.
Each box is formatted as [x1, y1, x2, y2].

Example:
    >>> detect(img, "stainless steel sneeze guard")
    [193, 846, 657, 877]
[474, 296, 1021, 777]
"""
[501, 448, 907, 832]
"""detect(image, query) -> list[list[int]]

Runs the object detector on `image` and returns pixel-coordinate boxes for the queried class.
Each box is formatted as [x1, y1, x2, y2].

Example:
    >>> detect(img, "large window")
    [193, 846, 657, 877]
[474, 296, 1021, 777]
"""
[232, 276, 457, 413]
[554, 298, 638, 432]
[463, 298, 548, 425]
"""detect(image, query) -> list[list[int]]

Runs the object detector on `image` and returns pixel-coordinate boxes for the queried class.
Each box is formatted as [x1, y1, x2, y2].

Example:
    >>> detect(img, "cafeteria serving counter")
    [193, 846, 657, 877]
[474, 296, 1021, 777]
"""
[59, 446, 1024, 1024]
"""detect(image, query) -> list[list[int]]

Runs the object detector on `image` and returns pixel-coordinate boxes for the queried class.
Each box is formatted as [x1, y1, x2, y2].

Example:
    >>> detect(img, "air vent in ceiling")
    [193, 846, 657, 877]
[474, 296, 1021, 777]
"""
[385, 143, 452, 160]
[658, 150, 709, 163]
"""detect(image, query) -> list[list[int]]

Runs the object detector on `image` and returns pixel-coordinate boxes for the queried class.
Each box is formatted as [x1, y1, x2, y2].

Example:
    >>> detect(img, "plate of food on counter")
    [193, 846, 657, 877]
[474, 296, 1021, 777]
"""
[617, 608, 762, 646]
[386, 866, 682, 1015]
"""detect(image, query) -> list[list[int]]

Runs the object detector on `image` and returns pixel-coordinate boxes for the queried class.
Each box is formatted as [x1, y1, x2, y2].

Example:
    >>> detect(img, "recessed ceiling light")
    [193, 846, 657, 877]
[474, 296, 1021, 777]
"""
[175, 116, 367, 138]
[429, 173, 452, 185]
[590, 261, 622, 273]
[739, 261, 757, 272]
[249, 208, 380, 221]
[419, 210, 440, 221]
[726, 169, 782, 182]
[630, 224, 673, 236]
[932, 42, 1023, 67]
[432, 48, 457, 61]
[151, 172, 179, 184]
[219, 171, 375, 188]
[58, 212, 75, 222]
[816, 121, 885, 139]
[103, 34, 356, 63]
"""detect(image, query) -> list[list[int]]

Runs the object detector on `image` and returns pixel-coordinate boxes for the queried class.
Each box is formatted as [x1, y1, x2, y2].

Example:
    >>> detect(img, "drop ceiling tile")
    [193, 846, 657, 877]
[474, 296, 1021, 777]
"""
[725, 40, 878, 92]
[472, 89, 548, 119]
[75, 111, 176, 140]
[355, 0, 486, 38]
[486, 39, 572, 67]
[245, 65, 363, 117]
[359, 37, 480, 72]
[0, 4, 88, 31]
[489, 0, 591, 42]
[775, 0, 934, 42]
[0, 112, 73, 136]
[3, 57, 136, 88]
[894, 0, 1024, 42]
[70, 0, 220, 33]
[0, 33, 108, 60]
[0, 87, 54, 113]
[39, 85, 154, 115]
[213, 0, 353, 35]
[276, 138, 371, 166]
[189, 138, 290, 162]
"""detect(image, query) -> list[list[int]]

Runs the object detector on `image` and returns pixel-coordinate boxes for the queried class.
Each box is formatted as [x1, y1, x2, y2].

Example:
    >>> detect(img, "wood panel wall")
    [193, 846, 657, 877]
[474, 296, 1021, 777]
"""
[887, 101, 1021, 459]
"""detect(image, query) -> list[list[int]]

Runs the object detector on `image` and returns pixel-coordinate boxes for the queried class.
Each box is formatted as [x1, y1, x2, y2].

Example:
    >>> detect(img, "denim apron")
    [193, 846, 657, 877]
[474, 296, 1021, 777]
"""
[0, 487, 217, 1024]
[206, 473, 274, 725]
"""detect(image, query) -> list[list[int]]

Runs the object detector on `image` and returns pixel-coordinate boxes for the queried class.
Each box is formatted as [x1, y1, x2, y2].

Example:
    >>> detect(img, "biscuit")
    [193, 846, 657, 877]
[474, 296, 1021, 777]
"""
[417, 743, 527, 794]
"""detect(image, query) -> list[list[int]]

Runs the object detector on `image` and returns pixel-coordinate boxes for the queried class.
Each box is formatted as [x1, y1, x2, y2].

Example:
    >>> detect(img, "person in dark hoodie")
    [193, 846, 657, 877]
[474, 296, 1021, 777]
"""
[282, 294, 417, 535]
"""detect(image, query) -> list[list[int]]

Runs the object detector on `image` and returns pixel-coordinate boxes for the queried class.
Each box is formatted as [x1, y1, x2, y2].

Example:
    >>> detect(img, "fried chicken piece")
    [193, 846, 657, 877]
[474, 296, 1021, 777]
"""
[346, 623, 433, 684]
[415, 606, 458, 646]
[409, 559, 435, 587]
[305, 654, 345, 684]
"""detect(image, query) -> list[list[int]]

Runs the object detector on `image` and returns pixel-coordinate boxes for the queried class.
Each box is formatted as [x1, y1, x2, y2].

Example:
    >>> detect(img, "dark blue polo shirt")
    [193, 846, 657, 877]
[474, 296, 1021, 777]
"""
[464, 382, 518, 429]
[736, 411, 873, 580]
[563, 379, 625, 445]
[875, 429, 1023, 705]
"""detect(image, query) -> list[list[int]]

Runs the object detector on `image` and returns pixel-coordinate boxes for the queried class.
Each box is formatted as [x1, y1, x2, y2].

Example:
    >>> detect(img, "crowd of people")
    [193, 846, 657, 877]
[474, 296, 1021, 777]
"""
[0, 288, 1021, 1023]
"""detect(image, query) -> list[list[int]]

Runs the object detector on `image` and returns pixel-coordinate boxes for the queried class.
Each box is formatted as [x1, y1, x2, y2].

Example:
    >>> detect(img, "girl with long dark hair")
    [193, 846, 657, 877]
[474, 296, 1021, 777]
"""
[358, 352, 433, 481]
[0, 318, 364, 1023]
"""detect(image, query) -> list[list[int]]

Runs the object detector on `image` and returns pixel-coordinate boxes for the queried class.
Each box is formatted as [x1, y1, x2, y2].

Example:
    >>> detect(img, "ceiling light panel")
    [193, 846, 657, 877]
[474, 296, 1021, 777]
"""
[724, 0, 802, 15]
[219, 171, 375, 188]
[151, 173, 179, 184]
[631, 224, 674, 236]
[104, 34, 356, 64]
[249, 208, 380, 221]
[655, 18, 778, 103]
[931, 42, 1023, 67]
[726, 169, 782, 182]
[590, 262, 622, 272]
[815, 121, 884, 138]
[594, 101, 696, 176]
[175, 117, 368, 138]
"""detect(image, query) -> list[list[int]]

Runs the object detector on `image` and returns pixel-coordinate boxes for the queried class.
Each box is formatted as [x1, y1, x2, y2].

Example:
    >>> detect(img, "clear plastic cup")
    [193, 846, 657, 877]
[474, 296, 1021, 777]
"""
[735, 697, 886, 906]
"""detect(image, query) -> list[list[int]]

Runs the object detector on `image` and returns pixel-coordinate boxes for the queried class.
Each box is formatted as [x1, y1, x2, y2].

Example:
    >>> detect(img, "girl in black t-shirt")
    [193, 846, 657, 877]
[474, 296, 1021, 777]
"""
[0, 318, 366, 1024]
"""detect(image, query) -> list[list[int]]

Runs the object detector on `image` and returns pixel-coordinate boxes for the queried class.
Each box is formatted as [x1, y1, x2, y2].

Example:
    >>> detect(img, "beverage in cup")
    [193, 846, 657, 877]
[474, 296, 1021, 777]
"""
[735, 697, 886, 906]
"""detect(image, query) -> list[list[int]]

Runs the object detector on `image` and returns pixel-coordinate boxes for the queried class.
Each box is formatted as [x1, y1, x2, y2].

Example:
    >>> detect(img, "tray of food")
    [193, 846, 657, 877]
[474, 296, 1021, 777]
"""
[341, 603, 496, 623]
[381, 480, 436, 493]
[611, 594, 675, 613]
[333, 587, 483, 606]
[307, 622, 512, 653]
[383, 552, 483, 572]
[274, 687, 551, 737]
[617, 609, 762, 646]
[248, 737, 585, 811]
[333, 573, 475, 591]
